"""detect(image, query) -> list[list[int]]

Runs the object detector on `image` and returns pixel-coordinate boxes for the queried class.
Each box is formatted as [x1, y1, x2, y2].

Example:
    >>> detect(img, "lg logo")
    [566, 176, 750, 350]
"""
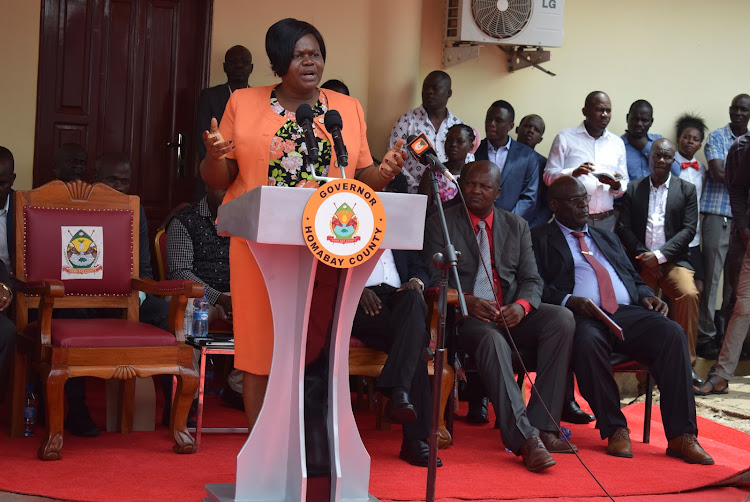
[542, 0, 557, 7]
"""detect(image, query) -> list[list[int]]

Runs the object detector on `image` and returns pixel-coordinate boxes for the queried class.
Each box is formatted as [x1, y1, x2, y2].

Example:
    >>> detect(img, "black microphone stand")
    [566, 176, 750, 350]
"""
[425, 165, 467, 502]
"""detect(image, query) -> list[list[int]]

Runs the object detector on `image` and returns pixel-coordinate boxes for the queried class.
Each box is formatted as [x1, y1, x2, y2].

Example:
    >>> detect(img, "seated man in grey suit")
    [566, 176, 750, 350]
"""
[474, 100, 539, 222]
[423, 160, 576, 473]
[531, 175, 713, 464]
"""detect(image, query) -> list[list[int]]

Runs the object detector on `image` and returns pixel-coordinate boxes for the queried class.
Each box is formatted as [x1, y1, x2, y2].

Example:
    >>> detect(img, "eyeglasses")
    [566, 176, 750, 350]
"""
[554, 195, 590, 205]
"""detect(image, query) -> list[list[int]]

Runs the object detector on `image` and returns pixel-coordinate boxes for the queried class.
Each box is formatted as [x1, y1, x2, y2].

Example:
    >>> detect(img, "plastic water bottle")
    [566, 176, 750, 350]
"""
[192, 296, 209, 338]
[23, 385, 38, 437]
[184, 297, 194, 337]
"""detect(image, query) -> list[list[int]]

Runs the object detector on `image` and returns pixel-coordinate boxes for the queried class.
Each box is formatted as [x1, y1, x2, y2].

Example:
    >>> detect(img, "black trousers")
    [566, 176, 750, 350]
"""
[351, 285, 431, 441]
[459, 303, 574, 454]
[572, 304, 697, 440]
[0, 313, 17, 390]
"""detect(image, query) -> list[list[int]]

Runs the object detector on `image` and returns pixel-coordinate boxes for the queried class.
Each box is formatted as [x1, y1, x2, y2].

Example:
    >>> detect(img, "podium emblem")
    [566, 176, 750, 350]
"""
[302, 179, 386, 268]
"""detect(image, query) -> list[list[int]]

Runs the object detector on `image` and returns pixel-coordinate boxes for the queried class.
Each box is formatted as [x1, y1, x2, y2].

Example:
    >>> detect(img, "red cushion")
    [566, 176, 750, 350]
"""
[25, 319, 177, 348]
[349, 337, 367, 348]
[24, 207, 134, 295]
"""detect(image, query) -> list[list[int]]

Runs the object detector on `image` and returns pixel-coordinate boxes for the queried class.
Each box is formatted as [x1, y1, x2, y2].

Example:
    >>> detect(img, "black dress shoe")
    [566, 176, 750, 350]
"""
[560, 400, 595, 424]
[220, 385, 246, 411]
[387, 389, 417, 424]
[399, 439, 442, 468]
[66, 405, 100, 437]
[691, 368, 705, 388]
[466, 395, 489, 424]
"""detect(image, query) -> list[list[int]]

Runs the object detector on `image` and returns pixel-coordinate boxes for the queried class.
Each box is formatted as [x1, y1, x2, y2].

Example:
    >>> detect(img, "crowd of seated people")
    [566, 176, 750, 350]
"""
[5, 61, 750, 475]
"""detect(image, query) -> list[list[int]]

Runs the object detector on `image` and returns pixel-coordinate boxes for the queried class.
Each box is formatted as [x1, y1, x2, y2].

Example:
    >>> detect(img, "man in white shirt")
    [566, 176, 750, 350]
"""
[617, 139, 701, 374]
[350, 249, 436, 467]
[389, 71, 473, 193]
[544, 91, 628, 232]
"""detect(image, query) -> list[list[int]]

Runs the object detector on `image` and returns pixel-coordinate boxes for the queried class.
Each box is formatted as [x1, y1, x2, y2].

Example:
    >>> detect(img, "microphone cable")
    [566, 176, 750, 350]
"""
[448, 179, 617, 502]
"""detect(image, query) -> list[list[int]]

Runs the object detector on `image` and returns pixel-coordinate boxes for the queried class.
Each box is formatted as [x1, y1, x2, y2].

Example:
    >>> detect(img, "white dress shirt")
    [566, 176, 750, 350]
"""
[675, 152, 705, 248]
[544, 122, 629, 214]
[487, 137, 511, 176]
[556, 220, 632, 308]
[365, 249, 402, 288]
[645, 174, 671, 264]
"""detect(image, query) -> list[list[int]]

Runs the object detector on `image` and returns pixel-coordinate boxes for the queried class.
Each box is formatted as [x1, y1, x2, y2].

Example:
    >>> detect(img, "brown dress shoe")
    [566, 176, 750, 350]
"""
[606, 427, 633, 458]
[520, 435, 556, 472]
[539, 430, 578, 453]
[666, 433, 715, 465]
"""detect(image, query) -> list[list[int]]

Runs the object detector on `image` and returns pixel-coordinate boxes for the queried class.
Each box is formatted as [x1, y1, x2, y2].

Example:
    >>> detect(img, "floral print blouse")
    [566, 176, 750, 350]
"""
[268, 89, 332, 187]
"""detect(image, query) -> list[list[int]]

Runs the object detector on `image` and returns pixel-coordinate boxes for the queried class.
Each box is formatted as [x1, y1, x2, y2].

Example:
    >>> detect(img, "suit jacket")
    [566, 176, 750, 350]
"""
[530, 221, 655, 307]
[392, 249, 429, 288]
[195, 83, 232, 160]
[616, 175, 697, 270]
[474, 138, 539, 222]
[528, 152, 552, 228]
[422, 204, 542, 308]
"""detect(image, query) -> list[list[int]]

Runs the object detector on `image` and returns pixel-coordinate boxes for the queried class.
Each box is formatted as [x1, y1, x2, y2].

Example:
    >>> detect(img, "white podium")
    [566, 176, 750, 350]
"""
[205, 186, 426, 502]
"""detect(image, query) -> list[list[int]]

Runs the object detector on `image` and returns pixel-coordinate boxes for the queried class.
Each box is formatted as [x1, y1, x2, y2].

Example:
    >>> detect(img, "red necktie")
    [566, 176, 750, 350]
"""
[681, 161, 700, 170]
[571, 231, 619, 314]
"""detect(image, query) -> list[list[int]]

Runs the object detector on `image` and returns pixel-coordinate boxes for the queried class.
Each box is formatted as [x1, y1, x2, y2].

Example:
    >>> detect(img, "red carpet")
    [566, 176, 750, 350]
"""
[0, 383, 749, 502]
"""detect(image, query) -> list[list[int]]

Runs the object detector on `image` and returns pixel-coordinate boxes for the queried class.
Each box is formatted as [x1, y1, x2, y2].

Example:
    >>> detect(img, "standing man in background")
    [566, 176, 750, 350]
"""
[389, 70, 473, 194]
[544, 91, 628, 232]
[194, 45, 253, 199]
[697, 94, 750, 358]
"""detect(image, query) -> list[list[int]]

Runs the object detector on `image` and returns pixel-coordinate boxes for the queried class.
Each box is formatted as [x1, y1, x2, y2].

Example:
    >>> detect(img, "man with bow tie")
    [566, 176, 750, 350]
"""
[616, 138, 701, 374]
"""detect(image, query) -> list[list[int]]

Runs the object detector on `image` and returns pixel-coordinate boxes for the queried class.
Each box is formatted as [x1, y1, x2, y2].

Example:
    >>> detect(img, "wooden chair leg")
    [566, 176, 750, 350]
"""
[172, 365, 198, 454]
[366, 377, 375, 410]
[9, 349, 28, 438]
[119, 378, 136, 434]
[643, 373, 653, 444]
[39, 367, 66, 461]
[355, 377, 364, 409]
[374, 393, 391, 430]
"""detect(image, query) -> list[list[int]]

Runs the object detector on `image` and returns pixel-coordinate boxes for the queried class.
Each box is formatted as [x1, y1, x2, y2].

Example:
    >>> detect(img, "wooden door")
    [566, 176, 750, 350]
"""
[33, 0, 212, 250]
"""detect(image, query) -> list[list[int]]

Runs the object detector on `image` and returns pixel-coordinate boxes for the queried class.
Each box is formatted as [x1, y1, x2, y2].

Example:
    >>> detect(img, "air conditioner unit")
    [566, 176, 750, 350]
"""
[445, 0, 565, 47]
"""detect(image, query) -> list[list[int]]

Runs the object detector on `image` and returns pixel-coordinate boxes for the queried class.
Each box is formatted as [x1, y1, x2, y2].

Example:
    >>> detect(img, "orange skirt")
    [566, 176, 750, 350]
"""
[230, 237, 338, 375]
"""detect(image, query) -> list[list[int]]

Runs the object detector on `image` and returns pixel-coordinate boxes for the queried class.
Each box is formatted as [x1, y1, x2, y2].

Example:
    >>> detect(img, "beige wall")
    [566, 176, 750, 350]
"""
[5, 0, 750, 190]
[0, 2, 41, 190]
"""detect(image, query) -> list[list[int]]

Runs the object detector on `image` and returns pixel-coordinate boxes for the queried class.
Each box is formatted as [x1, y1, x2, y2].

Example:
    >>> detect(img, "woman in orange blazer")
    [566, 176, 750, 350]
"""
[200, 18, 406, 431]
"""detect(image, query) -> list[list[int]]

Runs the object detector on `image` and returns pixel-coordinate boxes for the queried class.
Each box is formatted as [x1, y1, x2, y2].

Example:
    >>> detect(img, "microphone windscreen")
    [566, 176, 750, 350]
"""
[296, 103, 314, 123]
[324, 110, 343, 131]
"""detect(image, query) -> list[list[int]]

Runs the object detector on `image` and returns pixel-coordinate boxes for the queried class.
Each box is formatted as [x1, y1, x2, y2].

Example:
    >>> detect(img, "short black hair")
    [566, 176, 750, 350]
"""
[489, 100, 515, 122]
[321, 79, 349, 95]
[628, 99, 653, 115]
[0, 146, 13, 170]
[448, 123, 476, 143]
[265, 18, 326, 77]
[676, 113, 707, 142]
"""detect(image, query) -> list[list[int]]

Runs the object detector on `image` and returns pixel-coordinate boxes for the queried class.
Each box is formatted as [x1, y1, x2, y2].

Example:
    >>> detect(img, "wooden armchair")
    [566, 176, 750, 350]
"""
[10, 180, 203, 460]
[427, 288, 654, 444]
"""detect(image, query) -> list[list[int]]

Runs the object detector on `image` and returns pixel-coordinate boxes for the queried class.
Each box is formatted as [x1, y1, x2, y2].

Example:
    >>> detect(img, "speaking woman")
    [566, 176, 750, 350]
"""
[199, 18, 406, 455]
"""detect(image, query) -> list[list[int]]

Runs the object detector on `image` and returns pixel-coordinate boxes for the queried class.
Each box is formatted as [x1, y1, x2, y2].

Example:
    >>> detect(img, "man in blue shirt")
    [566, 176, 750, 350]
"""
[621, 100, 678, 181]
[698, 94, 750, 358]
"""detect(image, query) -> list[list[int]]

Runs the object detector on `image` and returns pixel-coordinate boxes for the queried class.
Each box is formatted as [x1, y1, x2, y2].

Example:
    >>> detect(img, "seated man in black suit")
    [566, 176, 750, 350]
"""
[531, 175, 713, 464]
[617, 138, 701, 378]
[350, 249, 437, 467]
[0, 148, 16, 397]
[423, 160, 576, 473]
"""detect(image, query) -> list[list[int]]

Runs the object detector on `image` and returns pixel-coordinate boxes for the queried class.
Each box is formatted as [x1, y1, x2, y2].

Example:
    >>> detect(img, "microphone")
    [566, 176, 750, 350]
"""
[295, 104, 319, 162]
[406, 133, 457, 184]
[323, 110, 348, 167]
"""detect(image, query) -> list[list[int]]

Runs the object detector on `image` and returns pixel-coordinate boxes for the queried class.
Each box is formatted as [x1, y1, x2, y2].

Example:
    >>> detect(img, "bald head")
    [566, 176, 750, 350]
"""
[649, 138, 676, 186]
[96, 152, 131, 193]
[0, 146, 16, 207]
[54, 143, 88, 182]
[462, 160, 501, 218]
[548, 176, 589, 230]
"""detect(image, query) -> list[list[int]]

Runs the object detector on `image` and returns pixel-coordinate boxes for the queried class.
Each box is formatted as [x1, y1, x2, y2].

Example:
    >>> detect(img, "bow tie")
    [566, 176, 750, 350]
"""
[681, 161, 700, 170]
